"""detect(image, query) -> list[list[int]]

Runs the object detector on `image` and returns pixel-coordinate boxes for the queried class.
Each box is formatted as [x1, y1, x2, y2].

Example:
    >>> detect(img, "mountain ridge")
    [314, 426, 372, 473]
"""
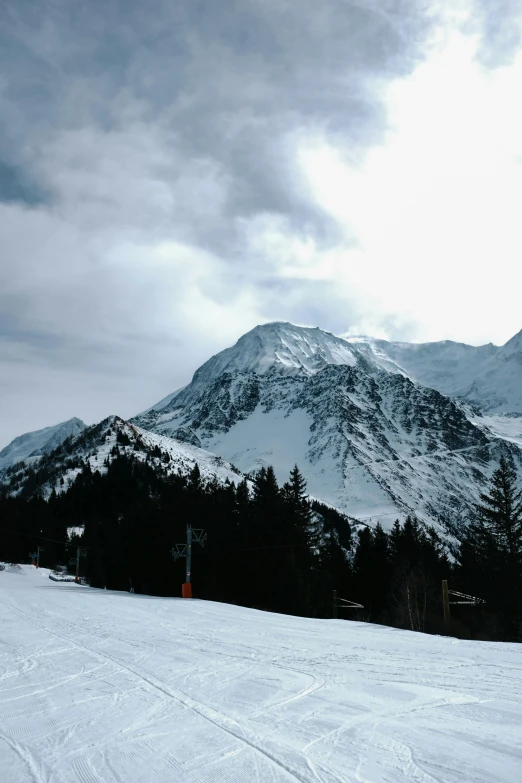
[0, 415, 243, 499]
[342, 328, 522, 414]
[147, 321, 522, 416]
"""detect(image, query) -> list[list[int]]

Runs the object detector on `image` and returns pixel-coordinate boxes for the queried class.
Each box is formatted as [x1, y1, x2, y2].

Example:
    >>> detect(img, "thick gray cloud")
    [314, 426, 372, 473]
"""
[1, 0, 520, 446]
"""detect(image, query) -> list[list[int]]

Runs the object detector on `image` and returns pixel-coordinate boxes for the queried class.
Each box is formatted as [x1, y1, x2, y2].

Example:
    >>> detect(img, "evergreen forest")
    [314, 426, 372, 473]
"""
[1, 454, 521, 642]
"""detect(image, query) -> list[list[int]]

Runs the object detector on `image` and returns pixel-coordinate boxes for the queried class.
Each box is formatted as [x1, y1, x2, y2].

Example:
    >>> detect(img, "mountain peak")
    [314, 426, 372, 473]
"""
[0, 417, 86, 471]
[191, 322, 358, 388]
[501, 328, 522, 353]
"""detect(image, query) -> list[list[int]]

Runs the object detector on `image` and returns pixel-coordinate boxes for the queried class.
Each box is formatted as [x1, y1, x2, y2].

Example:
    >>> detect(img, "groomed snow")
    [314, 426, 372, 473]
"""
[1, 566, 521, 782]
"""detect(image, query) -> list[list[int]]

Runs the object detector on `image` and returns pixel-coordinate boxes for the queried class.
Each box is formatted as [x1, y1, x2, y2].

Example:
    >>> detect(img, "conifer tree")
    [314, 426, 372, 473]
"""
[253, 466, 279, 508]
[459, 457, 522, 639]
[476, 456, 522, 563]
[284, 465, 312, 520]
[188, 463, 202, 493]
[275, 466, 316, 615]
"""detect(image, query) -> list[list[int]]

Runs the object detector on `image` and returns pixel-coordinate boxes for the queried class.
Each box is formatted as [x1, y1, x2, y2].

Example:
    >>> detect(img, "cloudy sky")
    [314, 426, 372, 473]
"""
[1, 0, 521, 446]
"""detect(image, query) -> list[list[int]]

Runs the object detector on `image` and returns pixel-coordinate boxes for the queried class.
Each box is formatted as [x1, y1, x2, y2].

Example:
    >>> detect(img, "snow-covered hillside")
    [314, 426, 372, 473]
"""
[1, 415, 243, 497]
[134, 322, 522, 533]
[0, 417, 85, 471]
[0, 566, 520, 783]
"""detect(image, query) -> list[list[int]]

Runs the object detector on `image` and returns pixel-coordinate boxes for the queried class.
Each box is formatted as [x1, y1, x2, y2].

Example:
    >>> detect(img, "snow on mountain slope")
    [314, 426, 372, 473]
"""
[134, 323, 522, 534]
[133, 421, 243, 483]
[468, 413, 522, 449]
[1, 566, 521, 783]
[0, 415, 243, 497]
[0, 417, 86, 471]
[343, 330, 522, 414]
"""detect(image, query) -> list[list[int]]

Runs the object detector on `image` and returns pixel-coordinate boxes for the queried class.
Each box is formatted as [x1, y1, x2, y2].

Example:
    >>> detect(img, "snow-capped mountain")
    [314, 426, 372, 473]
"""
[4, 322, 521, 536]
[134, 322, 522, 534]
[1, 415, 243, 498]
[0, 417, 86, 472]
[342, 330, 522, 414]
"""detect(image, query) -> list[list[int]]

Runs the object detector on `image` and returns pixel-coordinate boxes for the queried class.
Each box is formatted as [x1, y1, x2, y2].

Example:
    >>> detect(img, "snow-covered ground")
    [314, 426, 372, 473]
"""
[1, 566, 521, 783]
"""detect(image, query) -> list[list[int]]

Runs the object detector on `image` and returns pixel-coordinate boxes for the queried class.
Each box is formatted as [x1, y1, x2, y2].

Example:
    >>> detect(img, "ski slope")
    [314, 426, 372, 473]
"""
[1, 567, 521, 783]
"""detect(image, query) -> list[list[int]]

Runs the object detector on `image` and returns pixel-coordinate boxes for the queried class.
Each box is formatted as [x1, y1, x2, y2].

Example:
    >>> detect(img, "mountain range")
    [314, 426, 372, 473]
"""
[2, 322, 522, 538]
[1, 415, 242, 500]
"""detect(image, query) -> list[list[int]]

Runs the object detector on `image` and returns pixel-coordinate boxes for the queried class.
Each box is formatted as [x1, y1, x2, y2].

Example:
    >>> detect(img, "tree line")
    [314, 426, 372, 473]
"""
[1, 453, 520, 641]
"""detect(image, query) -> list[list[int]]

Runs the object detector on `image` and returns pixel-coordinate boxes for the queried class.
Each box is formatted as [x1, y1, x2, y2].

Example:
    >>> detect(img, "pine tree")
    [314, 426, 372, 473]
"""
[281, 465, 316, 549]
[476, 456, 522, 563]
[284, 465, 312, 522]
[384, 516, 448, 632]
[369, 523, 392, 619]
[353, 526, 374, 612]
[269, 466, 315, 616]
[458, 456, 522, 639]
[188, 463, 202, 495]
[253, 466, 279, 508]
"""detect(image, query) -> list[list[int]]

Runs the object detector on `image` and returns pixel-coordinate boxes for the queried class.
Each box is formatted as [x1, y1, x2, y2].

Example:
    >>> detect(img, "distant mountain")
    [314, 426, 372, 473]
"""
[1, 415, 243, 498]
[342, 330, 522, 414]
[0, 417, 86, 472]
[133, 322, 522, 535]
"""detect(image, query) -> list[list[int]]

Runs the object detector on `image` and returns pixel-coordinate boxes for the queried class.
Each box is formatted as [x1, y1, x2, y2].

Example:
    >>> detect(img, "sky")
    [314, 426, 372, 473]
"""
[1, 0, 522, 446]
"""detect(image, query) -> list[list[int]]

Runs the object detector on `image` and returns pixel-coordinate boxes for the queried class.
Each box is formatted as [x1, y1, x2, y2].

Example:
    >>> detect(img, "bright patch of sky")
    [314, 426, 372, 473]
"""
[296, 30, 522, 343]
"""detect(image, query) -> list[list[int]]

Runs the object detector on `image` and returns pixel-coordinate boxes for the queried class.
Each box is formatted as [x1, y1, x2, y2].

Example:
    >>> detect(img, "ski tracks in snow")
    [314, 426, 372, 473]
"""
[1, 585, 341, 783]
[1, 568, 521, 783]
